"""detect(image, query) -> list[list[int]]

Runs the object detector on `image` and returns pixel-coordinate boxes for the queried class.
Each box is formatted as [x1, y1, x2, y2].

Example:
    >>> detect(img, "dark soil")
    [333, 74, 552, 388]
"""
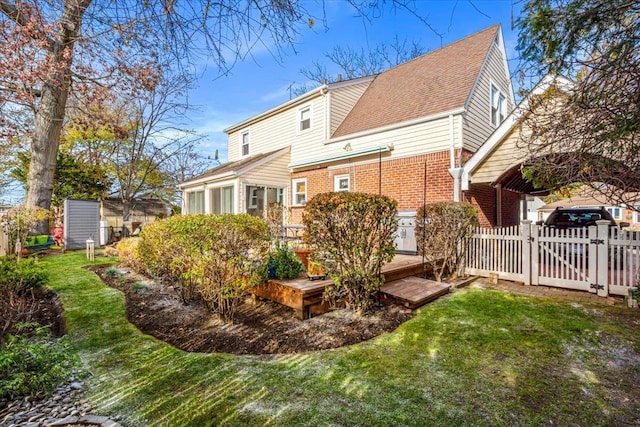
[0, 287, 66, 342]
[88, 264, 413, 355]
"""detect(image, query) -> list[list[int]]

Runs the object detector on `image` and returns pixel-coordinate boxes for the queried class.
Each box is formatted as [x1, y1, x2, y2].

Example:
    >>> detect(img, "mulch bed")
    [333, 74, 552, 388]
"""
[87, 264, 414, 355]
[1, 287, 66, 342]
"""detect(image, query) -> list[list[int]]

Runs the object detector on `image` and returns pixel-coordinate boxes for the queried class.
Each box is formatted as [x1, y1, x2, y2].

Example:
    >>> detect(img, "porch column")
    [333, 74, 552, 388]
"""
[203, 185, 211, 214]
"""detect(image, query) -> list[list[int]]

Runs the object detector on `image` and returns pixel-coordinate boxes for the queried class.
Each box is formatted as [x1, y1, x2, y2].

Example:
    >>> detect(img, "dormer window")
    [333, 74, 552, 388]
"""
[299, 106, 311, 132]
[490, 84, 506, 127]
[241, 131, 250, 156]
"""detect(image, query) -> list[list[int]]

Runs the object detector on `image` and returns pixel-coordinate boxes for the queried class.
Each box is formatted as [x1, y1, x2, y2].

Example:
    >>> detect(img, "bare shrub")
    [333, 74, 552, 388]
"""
[302, 192, 398, 314]
[415, 202, 479, 282]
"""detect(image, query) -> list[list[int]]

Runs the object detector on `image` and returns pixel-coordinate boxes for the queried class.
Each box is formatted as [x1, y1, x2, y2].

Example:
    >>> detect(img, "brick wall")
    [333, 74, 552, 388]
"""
[500, 189, 522, 226]
[290, 151, 459, 223]
[289, 150, 519, 228]
[464, 183, 496, 227]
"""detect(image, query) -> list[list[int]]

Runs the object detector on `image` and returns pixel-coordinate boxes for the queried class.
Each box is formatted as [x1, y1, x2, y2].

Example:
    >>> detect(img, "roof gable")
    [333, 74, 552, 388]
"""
[332, 24, 501, 138]
[180, 147, 289, 187]
[461, 74, 574, 190]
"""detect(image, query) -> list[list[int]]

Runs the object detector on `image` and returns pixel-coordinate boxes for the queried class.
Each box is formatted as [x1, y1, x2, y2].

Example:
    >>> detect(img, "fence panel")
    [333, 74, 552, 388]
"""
[535, 226, 592, 291]
[608, 229, 640, 296]
[466, 225, 523, 282]
[466, 222, 640, 297]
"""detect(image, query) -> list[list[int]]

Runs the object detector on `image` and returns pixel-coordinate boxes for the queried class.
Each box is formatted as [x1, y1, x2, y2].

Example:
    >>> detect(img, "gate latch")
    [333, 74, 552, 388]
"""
[590, 239, 604, 245]
[590, 283, 604, 290]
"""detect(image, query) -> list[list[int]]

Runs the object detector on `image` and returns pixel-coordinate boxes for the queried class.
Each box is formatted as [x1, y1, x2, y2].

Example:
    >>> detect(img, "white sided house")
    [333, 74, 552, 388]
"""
[180, 24, 517, 227]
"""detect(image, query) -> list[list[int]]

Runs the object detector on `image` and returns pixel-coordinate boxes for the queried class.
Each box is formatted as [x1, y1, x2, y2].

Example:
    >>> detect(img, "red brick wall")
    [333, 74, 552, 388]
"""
[290, 151, 460, 223]
[464, 183, 496, 227]
[501, 189, 522, 226]
[463, 184, 522, 227]
[289, 149, 519, 228]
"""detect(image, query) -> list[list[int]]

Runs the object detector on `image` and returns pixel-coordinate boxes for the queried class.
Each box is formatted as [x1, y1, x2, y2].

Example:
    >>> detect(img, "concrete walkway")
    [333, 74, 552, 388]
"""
[469, 277, 624, 306]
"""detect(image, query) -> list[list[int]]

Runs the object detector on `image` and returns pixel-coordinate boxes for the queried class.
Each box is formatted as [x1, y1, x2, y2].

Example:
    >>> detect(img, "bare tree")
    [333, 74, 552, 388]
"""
[0, 1, 436, 232]
[296, 36, 424, 95]
[161, 145, 214, 208]
[517, 0, 640, 209]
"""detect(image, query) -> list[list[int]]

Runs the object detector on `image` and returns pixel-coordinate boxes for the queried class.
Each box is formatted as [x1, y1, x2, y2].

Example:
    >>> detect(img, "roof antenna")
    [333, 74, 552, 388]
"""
[208, 149, 221, 165]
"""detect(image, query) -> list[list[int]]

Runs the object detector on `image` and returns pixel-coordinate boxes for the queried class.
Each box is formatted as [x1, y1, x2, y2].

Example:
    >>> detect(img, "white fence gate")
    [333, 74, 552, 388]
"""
[466, 220, 640, 297]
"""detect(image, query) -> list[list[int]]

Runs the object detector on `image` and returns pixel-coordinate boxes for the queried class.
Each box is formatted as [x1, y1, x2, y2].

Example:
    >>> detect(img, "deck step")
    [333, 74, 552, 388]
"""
[380, 277, 450, 309]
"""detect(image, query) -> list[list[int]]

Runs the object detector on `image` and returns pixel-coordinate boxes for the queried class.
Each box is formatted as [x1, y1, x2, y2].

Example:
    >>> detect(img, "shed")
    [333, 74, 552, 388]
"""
[64, 199, 100, 250]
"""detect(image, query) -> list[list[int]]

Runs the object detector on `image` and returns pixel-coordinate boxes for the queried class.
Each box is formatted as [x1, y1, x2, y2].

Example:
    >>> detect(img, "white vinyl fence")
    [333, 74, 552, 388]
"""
[466, 220, 640, 297]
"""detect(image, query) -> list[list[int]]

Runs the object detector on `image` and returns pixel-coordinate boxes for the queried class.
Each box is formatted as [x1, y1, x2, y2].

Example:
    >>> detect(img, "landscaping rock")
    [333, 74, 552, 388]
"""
[0, 377, 122, 427]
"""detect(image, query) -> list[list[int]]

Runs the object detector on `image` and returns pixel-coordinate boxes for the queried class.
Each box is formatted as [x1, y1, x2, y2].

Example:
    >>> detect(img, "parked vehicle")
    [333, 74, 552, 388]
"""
[539, 206, 629, 229]
[537, 207, 629, 267]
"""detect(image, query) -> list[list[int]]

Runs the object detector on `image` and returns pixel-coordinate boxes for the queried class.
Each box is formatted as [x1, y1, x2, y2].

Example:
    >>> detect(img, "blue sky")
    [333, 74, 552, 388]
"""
[187, 0, 524, 163]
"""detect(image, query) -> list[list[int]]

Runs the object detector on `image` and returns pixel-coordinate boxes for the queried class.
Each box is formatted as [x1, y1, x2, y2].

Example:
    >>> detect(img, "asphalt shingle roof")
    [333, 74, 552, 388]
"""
[332, 24, 500, 138]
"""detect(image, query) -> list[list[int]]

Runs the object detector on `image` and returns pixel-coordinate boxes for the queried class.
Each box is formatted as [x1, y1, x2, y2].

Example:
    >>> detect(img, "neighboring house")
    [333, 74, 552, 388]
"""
[536, 194, 640, 229]
[181, 25, 515, 226]
[101, 197, 171, 238]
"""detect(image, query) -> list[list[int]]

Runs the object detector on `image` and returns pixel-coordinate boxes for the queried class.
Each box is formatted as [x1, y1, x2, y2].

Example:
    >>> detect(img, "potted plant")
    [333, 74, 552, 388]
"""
[267, 244, 305, 280]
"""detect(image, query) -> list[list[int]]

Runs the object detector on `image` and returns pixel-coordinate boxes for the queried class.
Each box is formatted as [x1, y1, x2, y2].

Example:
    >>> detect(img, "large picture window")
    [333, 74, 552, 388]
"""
[245, 185, 286, 218]
[187, 191, 204, 214]
[211, 186, 234, 214]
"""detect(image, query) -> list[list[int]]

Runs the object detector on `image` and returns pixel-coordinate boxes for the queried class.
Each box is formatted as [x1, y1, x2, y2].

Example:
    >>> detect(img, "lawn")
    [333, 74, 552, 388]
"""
[43, 252, 640, 426]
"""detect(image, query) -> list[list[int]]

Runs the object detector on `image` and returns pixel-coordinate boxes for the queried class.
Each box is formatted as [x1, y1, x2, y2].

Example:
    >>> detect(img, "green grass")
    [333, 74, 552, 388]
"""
[43, 252, 640, 426]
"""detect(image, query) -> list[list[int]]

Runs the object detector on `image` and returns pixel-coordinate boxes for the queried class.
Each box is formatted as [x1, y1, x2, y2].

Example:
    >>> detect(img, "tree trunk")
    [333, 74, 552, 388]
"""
[25, 0, 91, 234]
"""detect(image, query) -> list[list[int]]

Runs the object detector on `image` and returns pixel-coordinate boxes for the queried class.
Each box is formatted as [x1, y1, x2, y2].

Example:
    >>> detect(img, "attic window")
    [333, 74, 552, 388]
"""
[299, 106, 311, 132]
[241, 131, 250, 156]
[490, 84, 506, 127]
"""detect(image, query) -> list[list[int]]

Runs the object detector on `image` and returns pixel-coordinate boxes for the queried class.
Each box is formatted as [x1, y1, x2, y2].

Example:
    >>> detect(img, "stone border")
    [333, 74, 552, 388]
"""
[46, 415, 122, 427]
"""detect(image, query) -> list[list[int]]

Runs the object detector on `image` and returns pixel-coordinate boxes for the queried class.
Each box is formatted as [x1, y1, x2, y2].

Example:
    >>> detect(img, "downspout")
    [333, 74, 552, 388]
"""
[448, 114, 456, 169]
[321, 85, 329, 141]
[448, 114, 464, 202]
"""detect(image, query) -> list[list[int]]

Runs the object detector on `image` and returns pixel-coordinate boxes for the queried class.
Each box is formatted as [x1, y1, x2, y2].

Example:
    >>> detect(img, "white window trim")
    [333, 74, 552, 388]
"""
[334, 174, 350, 192]
[489, 82, 506, 128]
[209, 184, 235, 215]
[248, 186, 259, 208]
[607, 206, 622, 220]
[297, 105, 312, 134]
[240, 129, 250, 158]
[186, 190, 205, 214]
[292, 178, 307, 206]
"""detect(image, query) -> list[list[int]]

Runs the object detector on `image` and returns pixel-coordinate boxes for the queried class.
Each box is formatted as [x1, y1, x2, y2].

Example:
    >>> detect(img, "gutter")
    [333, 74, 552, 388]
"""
[289, 145, 394, 169]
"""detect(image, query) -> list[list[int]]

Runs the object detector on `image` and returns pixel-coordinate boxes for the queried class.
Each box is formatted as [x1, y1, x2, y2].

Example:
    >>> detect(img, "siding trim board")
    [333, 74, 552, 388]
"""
[325, 107, 465, 145]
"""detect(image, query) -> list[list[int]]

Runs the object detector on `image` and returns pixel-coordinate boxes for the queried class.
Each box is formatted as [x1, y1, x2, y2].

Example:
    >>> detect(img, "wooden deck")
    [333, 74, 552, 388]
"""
[250, 255, 439, 319]
[379, 277, 450, 309]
